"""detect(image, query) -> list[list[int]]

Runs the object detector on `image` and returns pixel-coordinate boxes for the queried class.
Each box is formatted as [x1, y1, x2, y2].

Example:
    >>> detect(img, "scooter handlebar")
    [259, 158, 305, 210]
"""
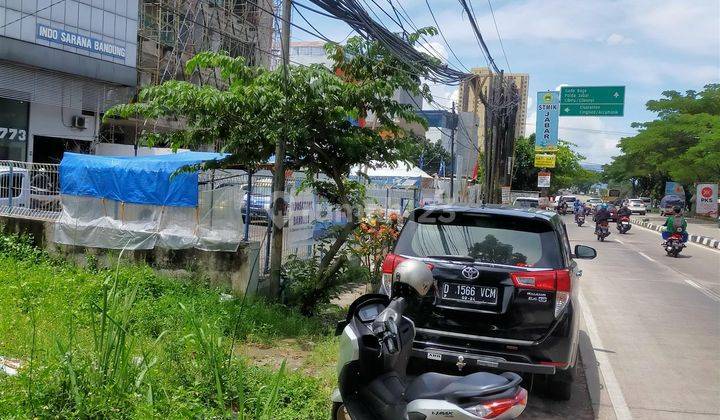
[372, 298, 406, 355]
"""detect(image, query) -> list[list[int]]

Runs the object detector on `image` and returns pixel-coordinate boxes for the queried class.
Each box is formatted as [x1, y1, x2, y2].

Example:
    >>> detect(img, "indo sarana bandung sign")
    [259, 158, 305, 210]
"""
[37, 24, 127, 59]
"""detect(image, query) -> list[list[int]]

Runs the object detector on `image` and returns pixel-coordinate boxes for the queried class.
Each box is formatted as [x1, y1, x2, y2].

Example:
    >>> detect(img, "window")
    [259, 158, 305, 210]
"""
[395, 214, 563, 268]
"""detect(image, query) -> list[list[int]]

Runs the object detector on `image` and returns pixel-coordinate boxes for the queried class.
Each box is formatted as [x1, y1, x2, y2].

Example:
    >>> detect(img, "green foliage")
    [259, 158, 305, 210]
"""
[0, 234, 332, 418]
[413, 137, 451, 176]
[512, 135, 597, 194]
[0, 231, 47, 263]
[604, 84, 720, 197]
[281, 241, 368, 316]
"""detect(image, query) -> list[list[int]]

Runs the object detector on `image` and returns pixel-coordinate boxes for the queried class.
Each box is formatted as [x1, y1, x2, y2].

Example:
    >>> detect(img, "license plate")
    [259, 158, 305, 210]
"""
[441, 282, 498, 305]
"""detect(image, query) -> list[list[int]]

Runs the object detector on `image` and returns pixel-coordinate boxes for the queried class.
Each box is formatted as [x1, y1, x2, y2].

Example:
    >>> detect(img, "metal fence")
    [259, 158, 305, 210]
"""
[0, 159, 426, 275]
[0, 160, 61, 221]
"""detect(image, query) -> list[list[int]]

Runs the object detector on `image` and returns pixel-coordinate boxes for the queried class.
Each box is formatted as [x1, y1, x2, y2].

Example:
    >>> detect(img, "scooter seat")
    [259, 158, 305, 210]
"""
[405, 371, 520, 402]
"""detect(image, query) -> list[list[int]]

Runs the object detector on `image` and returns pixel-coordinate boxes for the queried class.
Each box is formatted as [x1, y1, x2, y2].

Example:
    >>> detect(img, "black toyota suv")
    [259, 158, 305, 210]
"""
[379, 205, 597, 400]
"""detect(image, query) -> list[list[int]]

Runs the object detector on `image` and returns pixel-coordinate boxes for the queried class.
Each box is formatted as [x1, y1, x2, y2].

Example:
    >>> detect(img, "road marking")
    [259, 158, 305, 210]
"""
[637, 252, 656, 263]
[578, 292, 633, 420]
[615, 238, 624, 244]
[684, 279, 720, 303]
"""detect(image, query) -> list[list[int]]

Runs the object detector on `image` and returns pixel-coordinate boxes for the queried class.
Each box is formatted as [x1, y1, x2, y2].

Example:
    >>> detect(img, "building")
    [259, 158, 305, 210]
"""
[0, 0, 138, 163]
[102, 0, 276, 152]
[289, 40, 331, 67]
[0, 0, 276, 162]
[457, 67, 529, 151]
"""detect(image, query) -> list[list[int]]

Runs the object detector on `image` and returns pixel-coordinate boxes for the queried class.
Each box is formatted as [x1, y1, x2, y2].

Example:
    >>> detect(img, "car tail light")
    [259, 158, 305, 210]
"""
[381, 253, 407, 292]
[465, 387, 527, 419]
[380, 253, 433, 292]
[511, 269, 572, 318]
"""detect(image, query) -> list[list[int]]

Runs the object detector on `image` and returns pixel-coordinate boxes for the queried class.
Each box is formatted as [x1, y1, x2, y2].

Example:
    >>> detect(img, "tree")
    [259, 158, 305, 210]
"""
[604, 84, 720, 198]
[105, 32, 435, 302]
[511, 134, 596, 194]
[412, 138, 450, 176]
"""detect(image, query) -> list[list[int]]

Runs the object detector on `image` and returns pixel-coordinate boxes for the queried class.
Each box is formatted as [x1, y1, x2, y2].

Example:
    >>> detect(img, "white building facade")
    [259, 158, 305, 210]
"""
[0, 0, 137, 163]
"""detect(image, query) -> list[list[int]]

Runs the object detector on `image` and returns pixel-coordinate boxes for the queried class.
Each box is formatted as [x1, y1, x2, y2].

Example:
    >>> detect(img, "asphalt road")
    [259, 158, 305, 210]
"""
[566, 213, 720, 419]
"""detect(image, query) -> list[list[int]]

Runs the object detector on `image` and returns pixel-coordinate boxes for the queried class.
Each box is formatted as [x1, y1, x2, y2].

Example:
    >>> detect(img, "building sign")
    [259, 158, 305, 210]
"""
[535, 91, 559, 152]
[537, 171, 551, 188]
[0, 98, 30, 161]
[501, 186, 511, 205]
[37, 24, 126, 59]
[534, 153, 556, 168]
[696, 183, 718, 217]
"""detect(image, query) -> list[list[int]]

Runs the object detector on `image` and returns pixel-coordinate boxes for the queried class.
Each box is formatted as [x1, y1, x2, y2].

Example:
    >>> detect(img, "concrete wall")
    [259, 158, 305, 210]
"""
[0, 215, 264, 296]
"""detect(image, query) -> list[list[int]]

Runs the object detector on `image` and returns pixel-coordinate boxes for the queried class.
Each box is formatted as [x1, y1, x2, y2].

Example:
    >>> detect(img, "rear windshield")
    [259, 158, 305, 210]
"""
[629, 200, 643, 205]
[395, 214, 563, 268]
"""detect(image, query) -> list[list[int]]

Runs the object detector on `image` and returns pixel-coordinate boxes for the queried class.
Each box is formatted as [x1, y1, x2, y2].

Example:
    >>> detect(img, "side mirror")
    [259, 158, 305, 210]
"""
[574, 245, 597, 259]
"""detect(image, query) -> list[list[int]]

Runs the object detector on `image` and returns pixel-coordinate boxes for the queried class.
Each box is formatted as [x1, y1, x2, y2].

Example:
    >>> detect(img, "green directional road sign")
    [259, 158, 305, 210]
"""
[560, 86, 625, 116]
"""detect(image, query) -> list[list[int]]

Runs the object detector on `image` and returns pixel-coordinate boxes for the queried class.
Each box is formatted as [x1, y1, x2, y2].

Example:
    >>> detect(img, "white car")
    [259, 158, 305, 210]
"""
[624, 198, 647, 215]
[586, 198, 604, 209]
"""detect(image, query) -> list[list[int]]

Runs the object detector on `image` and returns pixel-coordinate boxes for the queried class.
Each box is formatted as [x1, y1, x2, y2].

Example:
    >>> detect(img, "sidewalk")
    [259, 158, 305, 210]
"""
[631, 214, 720, 249]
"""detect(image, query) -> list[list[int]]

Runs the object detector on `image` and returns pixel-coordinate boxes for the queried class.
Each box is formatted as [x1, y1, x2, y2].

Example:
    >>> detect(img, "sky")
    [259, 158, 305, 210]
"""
[290, 0, 720, 164]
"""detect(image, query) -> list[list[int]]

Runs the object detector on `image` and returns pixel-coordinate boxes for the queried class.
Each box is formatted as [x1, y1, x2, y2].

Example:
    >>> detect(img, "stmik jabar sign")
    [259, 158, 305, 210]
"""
[560, 86, 625, 116]
[535, 91, 559, 151]
[37, 24, 127, 59]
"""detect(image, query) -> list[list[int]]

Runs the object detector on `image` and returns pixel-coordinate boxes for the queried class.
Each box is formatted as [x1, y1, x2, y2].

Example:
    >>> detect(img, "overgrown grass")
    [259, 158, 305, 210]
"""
[0, 233, 335, 418]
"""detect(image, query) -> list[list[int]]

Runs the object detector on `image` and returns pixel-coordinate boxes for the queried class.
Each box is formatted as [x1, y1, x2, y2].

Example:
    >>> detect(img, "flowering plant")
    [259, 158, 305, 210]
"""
[348, 211, 401, 285]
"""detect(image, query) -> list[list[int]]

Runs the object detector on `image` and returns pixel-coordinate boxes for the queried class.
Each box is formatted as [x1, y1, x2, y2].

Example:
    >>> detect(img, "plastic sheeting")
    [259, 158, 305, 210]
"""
[54, 183, 244, 251]
[60, 152, 226, 207]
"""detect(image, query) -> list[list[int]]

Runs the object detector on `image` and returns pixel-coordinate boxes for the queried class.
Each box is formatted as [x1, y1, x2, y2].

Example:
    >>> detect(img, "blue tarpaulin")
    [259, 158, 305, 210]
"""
[60, 152, 226, 207]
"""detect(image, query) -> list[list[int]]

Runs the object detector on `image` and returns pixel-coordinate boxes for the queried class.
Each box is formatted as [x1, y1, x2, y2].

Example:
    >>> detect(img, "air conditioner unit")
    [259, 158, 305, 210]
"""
[71, 116, 87, 129]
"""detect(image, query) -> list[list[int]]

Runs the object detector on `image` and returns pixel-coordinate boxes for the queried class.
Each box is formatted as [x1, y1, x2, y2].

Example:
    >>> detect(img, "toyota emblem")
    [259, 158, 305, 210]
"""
[461, 266, 480, 279]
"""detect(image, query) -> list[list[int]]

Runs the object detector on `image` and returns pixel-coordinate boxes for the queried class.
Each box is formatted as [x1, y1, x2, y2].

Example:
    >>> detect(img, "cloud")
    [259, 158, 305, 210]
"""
[416, 41, 449, 63]
[605, 33, 633, 46]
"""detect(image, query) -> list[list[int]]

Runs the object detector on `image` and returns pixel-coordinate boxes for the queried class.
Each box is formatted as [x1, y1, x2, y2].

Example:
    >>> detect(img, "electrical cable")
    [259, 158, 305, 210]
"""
[422, 0, 472, 73]
[458, 0, 499, 73]
[486, 0, 511, 72]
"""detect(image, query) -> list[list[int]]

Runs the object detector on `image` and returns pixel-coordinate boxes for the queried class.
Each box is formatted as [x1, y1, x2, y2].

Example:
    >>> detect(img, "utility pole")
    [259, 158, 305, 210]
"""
[269, 0, 291, 297]
[449, 101, 456, 200]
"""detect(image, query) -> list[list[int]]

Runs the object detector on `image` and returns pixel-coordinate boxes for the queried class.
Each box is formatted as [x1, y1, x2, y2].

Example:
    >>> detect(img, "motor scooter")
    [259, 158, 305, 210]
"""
[663, 227, 686, 257]
[596, 219, 611, 241]
[332, 260, 527, 420]
[616, 215, 631, 234]
[575, 212, 585, 227]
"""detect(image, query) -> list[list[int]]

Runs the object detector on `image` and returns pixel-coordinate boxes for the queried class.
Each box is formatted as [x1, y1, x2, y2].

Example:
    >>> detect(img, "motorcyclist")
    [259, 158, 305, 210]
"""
[594, 204, 611, 232]
[558, 199, 569, 214]
[662, 206, 689, 242]
[575, 201, 586, 222]
[618, 203, 632, 218]
[574, 199, 583, 214]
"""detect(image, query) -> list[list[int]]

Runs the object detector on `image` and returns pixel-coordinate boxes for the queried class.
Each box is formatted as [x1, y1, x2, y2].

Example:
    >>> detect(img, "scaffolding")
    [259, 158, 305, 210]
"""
[137, 0, 276, 87]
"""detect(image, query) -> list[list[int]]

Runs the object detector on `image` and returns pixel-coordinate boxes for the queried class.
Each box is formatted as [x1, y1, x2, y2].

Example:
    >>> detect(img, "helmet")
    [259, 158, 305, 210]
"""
[393, 260, 434, 297]
[673, 205, 682, 214]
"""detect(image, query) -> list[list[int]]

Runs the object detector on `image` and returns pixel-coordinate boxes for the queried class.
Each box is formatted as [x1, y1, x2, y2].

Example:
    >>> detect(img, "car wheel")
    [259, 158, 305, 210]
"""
[545, 362, 576, 401]
[332, 402, 352, 420]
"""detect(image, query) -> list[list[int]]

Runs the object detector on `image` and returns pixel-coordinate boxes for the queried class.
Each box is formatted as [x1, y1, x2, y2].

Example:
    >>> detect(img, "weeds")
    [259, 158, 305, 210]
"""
[0, 233, 334, 418]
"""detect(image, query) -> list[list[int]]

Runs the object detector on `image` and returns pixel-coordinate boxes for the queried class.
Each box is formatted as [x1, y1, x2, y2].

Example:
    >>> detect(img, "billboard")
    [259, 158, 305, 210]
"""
[696, 183, 718, 217]
[665, 181, 685, 197]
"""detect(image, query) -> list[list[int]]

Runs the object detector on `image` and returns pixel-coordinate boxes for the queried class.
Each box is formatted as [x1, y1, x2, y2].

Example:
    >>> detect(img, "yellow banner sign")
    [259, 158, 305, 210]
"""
[534, 153, 556, 168]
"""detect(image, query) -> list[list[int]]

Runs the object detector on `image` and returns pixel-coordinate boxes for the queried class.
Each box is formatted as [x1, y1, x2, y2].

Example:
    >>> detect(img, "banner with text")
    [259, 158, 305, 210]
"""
[535, 91, 559, 152]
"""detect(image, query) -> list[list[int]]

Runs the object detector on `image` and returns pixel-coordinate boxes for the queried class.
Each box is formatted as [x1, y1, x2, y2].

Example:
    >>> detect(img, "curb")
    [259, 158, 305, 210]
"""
[630, 218, 720, 250]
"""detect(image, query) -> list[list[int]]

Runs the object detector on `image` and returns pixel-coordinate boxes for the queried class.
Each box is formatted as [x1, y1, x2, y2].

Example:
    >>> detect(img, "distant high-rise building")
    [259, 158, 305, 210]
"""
[289, 40, 333, 67]
[457, 68, 529, 151]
